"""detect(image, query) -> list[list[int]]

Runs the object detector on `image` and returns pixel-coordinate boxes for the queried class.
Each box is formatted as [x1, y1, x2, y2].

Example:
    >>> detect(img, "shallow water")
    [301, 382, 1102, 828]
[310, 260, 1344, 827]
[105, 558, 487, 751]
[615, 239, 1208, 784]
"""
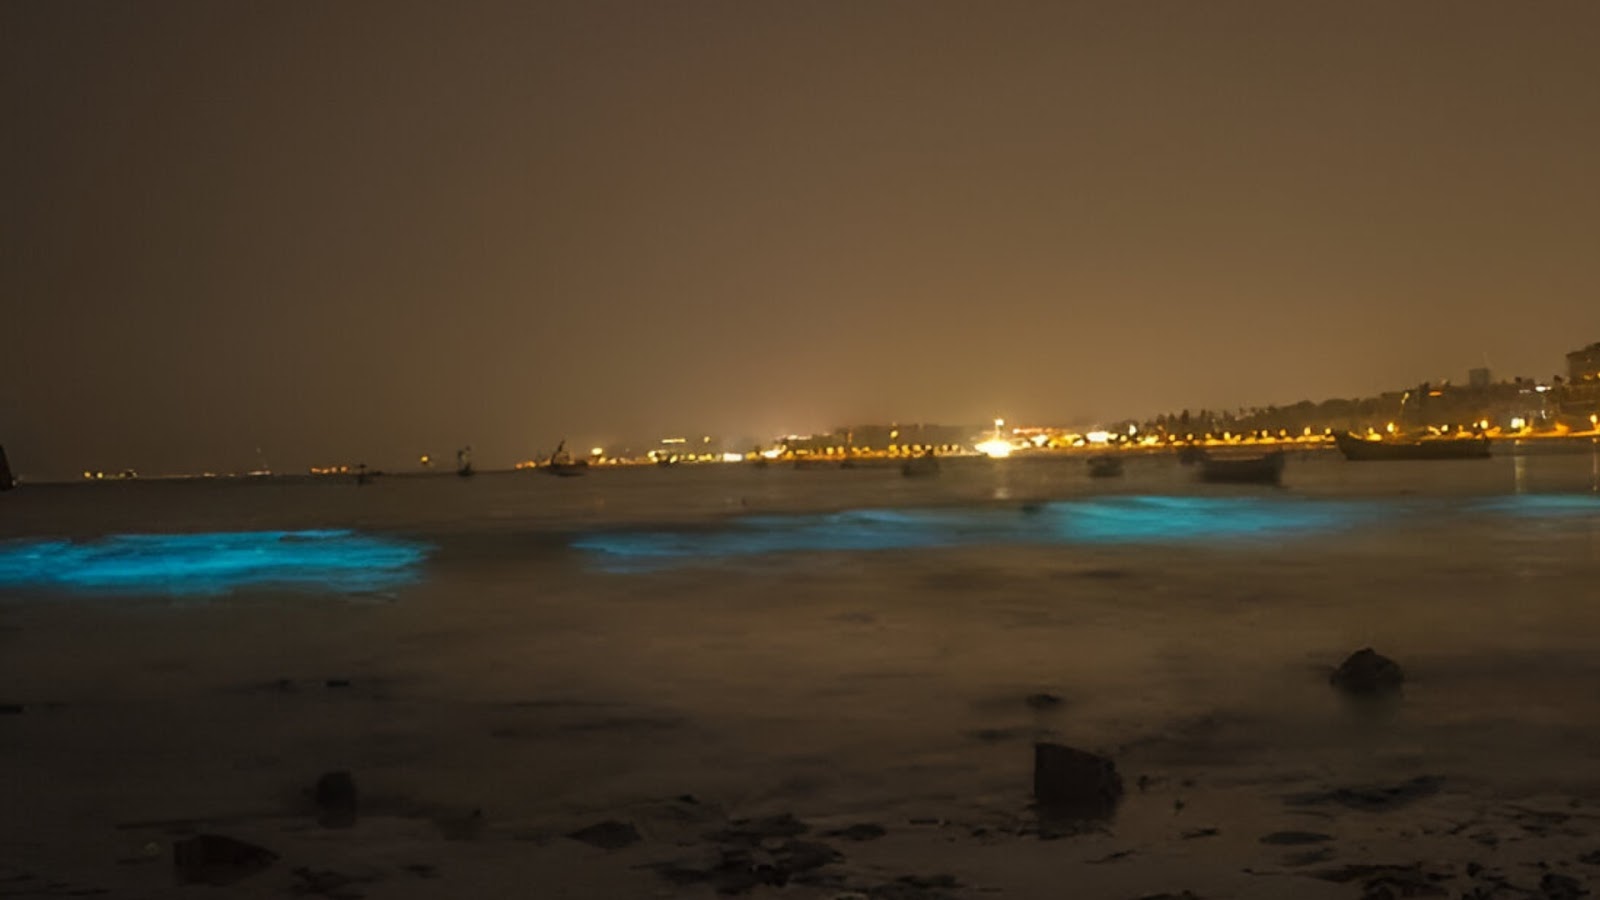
[3, 449, 1600, 847]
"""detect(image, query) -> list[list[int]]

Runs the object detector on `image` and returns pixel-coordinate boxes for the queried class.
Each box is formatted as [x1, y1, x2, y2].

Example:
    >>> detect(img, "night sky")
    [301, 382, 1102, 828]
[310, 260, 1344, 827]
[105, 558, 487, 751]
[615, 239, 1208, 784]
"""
[4, 2, 1597, 476]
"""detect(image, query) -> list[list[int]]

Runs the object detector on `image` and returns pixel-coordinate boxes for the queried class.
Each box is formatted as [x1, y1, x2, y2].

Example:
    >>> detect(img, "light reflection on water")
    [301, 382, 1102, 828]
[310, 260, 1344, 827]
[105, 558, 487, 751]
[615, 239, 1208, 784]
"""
[0, 529, 431, 596]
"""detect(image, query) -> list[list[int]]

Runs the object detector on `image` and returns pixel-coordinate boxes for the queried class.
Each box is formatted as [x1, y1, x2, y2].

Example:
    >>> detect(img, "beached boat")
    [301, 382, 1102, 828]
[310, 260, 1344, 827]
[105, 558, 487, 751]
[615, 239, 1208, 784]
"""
[1196, 450, 1285, 485]
[1333, 432, 1491, 461]
[1086, 455, 1124, 478]
[900, 450, 940, 478]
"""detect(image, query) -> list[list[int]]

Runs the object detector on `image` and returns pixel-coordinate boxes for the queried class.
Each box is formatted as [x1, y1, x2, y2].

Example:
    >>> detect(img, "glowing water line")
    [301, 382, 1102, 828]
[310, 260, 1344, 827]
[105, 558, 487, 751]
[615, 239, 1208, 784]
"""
[0, 530, 431, 596]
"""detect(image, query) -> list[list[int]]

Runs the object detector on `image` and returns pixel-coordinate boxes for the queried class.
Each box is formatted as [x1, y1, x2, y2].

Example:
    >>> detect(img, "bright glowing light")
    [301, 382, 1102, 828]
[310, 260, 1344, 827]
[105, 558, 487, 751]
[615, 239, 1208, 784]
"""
[760, 448, 782, 459]
[1086, 431, 1111, 444]
[1510, 417, 1526, 430]
[975, 439, 1013, 458]
[721, 452, 745, 463]
[590, 447, 604, 456]
[0, 530, 431, 596]
[1386, 422, 1397, 434]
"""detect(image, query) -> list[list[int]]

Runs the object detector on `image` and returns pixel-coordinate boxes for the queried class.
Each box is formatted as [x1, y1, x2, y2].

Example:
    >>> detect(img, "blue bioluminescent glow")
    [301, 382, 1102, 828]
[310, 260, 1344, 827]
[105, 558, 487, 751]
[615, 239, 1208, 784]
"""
[1472, 494, 1600, 517]
[572, 496, 1382, 571]
[0, 530, 431, 596]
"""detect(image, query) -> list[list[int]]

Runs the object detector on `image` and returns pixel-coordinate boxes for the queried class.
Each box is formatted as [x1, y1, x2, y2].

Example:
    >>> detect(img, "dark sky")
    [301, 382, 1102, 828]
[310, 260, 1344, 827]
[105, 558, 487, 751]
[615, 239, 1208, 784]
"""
[4, 2, 1597, 476]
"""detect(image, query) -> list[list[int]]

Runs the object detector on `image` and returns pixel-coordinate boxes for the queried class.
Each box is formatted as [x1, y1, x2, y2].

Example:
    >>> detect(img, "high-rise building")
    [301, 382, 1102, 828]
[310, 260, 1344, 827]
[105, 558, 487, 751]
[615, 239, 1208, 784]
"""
[1567, 342, 1600, 382]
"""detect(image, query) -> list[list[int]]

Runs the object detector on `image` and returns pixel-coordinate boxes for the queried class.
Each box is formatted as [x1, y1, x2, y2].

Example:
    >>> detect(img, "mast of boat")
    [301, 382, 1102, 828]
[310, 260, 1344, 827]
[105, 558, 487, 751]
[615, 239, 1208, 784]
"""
[0, 443, 15, 490]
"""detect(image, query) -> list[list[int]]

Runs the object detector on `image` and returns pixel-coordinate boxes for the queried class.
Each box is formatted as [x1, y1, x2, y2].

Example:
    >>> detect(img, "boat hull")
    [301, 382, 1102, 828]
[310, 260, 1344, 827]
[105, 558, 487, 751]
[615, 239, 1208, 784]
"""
[1334, 433, 1490, 461]
[1197, 452, 1285, 485]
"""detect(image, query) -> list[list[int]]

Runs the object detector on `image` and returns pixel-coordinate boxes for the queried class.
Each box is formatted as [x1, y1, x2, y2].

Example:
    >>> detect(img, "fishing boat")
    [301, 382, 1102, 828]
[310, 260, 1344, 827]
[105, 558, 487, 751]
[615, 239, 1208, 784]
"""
[1086, 455, 1124, 478]
[1333, 432, 1490, 461]
[1196, 450, 1285, 485]
[0, 443, 14, 490]
[900, 450, 940, 478]
[544, 440, 588, 477]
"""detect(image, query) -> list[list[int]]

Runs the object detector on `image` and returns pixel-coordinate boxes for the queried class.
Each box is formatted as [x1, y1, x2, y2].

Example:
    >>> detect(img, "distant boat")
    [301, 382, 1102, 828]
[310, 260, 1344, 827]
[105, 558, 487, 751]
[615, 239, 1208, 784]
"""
[1196, 450, 1285, 485]
[456, 446, 475, 478]
[901, 450, 940, 478]
[544, 440, 588, 477]
[1333, 432, 1491, 461]
[1086, 455, 1124, 478]
[0, 443, 14, 490]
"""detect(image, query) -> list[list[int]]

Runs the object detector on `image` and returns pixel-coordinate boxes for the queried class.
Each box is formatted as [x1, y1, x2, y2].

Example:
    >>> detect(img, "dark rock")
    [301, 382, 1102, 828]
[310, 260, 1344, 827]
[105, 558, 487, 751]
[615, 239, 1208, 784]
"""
[173, 834, 277, 885]
[0, 703, 24, 715]
[313, 771, 358, 827]
[1181, 827, 1220, 839]
[1540, 873, 1587, 900]
[1330, 648, 1404, 695]
[1579, 850, 1600, 865]
[324, 678, 352, 689]
[401, 863, 438, 878]
[1033, 742, 1123, 815]
[1025, 693, 1063, 710]
[1259, 830, 1334, 845]
[566, 820, 640, 850]
[824, 822, 887, 841]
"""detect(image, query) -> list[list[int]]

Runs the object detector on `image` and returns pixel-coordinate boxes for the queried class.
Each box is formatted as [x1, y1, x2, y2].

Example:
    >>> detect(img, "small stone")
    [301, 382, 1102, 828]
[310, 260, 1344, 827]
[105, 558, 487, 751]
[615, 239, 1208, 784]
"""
[1330, 648, 1404, 695]
[566, 820, 640, 850]
[1032, 742, 1123, 815]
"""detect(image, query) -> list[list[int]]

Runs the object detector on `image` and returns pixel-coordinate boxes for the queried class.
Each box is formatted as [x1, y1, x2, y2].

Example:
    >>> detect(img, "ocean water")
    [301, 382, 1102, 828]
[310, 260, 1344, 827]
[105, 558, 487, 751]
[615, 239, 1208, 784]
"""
[4, 448, 1600, 836]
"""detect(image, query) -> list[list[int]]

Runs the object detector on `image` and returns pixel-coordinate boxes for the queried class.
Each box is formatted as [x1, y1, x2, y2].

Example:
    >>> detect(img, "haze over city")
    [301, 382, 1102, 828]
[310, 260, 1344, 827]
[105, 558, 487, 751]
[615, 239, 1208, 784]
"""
[4, 2, 1597, 477]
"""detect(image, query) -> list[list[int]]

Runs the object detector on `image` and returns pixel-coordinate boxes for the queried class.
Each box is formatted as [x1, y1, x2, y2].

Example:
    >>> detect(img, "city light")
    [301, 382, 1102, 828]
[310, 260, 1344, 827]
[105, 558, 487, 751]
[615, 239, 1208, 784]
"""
[974, 438, 1013, 458]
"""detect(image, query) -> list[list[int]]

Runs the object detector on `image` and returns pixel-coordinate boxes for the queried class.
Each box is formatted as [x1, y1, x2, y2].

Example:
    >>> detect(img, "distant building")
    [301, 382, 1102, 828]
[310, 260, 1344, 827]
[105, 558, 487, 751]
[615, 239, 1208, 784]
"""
[1468, 367, 1491, 389]
[1567, 342, 1600, 382]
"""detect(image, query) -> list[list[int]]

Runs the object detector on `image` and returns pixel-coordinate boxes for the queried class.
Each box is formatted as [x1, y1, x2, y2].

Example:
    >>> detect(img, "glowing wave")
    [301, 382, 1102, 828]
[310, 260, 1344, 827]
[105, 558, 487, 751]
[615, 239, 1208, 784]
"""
[572, 496, 1379, 571]
[0, 530, 431, 596]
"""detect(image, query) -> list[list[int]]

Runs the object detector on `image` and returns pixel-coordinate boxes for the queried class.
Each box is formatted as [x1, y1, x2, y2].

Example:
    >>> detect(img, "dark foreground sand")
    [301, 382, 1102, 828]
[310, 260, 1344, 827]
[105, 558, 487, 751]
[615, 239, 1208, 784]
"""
[5, 538, 1600, 899]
